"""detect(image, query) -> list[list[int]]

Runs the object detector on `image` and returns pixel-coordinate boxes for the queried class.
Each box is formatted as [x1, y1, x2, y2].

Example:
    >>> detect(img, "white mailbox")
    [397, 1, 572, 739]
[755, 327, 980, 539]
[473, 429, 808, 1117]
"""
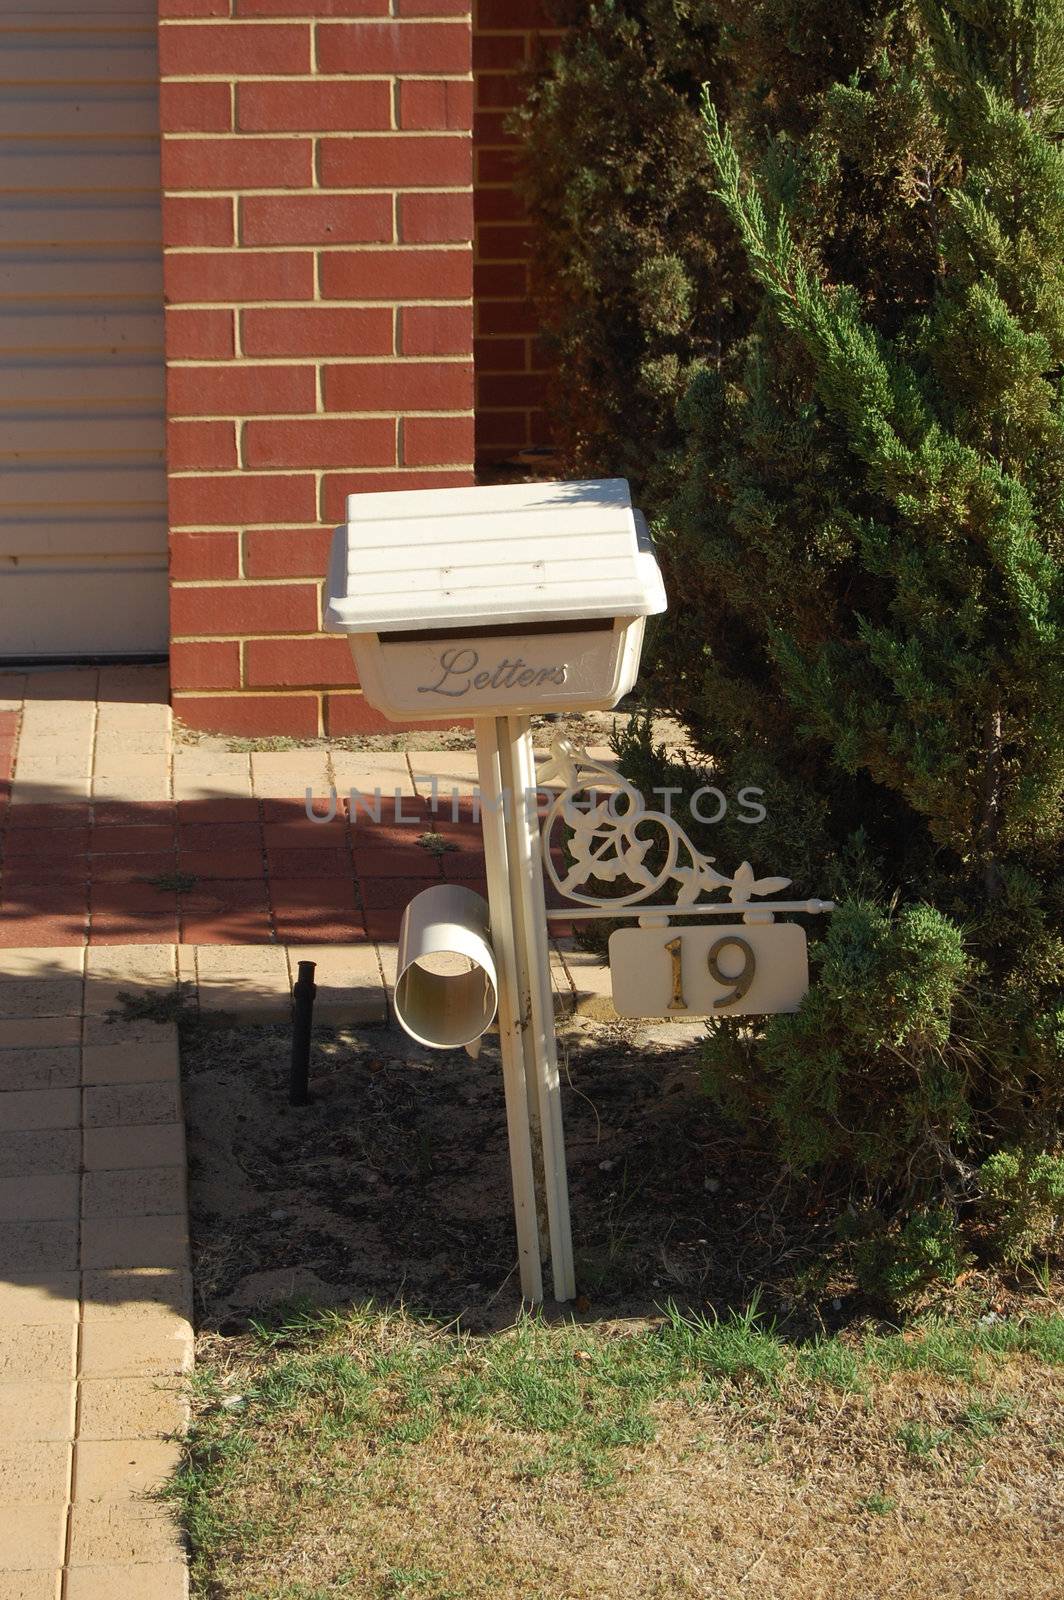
[323, 477, 665, 721]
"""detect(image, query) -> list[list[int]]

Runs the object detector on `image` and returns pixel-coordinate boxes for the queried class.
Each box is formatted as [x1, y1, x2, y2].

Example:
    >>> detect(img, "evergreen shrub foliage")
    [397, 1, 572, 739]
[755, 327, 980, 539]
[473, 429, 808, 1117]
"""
[512, 1, 746, 499]
[526, 2, 1064, 1301]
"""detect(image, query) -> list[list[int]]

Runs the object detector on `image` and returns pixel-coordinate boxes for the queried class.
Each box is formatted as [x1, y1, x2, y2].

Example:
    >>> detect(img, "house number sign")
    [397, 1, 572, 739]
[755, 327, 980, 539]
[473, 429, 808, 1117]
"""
[609, 922, 810, 1018]
[539, 739, 833, 1020]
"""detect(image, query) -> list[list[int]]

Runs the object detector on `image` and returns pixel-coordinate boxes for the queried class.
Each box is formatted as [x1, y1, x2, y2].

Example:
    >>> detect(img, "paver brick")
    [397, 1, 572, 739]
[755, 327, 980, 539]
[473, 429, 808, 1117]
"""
[13, 753, 92, 780]
[81, 1169, 185, 1220]
[79, 1318, 192, 1381]
[1, 860, 89, 889]
[89, 851, 177, 885]
[0, 951, 83, 979]
[0, 1572, 61, 1599]
[81, 1017, 174, 1048]
[81, 1269, 192, 1323]
[0, 979, 83, 1019]
[90, 777, 172, 805]
[83, 949, 178, 1013]
[88, 827, 174, 857]
[73, 1438, 182, 1501]
[0, 1441, 69, 1502]
[10, 778, 91, 804]
[0, 1221, 78, 1273]
[77, 1378, 188, 1443]
[0, 1131, 79, 1178]
[176, 821, 261, 852]
[0, 1020, 79, 1050]
[80, 1215, 189, 1271]
[195, 944, 291, 1020]
[0, 1501, 67, 1571]
[2, 832, 90, 862]
[0, 913, 89, 951]
[180, 848, 265, 881]
[175, 797, 258, 824]
[64, 1563, 187, 1600]
[82, 1125, 185, 1173]
[0, 1175, 78, 1221]
[0, 1089, 80, 1131]
[250, 751, 329, 798]
[334, 754, 416, 804]
[0, 1276, 78, 1326]
[181, 907, 274, 947]
[67, 1499, 184, 1566]
[80, 1036, 180, 1086]
[92, 802, 175, 829]
[84, 943, 177, 983]
[266, 845, 352, 880]
[0, 1382, 74, 1441]
[0, 1048, 79, 1092]
[0, 1325, 76, 1384]
[83, 1085, 179, 1129]
[171, 750, 253, 801]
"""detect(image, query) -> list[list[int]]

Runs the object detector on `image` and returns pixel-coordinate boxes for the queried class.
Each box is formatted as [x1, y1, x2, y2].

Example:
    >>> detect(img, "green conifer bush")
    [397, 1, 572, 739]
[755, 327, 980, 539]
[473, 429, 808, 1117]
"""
[524, 2, 1063, 1298]
[672, 0, 1063, 1295]
[513, 1, 745, 499]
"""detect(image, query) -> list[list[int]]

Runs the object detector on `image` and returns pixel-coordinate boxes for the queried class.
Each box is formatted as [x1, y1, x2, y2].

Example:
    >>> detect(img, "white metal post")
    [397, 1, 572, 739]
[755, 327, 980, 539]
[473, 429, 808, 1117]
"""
[493, 721, 551, 1266]
[474, 717, 544, 1304]
[506, 717, 576, 1302]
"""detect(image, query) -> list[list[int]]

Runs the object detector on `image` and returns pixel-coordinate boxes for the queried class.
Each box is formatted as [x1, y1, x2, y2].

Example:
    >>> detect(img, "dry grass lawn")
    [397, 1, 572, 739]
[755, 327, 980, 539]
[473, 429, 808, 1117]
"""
[172, 1305, 1064, 1600]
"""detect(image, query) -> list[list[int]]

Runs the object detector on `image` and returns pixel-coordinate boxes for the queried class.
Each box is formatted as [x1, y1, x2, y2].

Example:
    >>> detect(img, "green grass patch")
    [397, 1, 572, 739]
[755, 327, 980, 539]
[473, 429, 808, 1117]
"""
[170, 1301, 1064, 1598]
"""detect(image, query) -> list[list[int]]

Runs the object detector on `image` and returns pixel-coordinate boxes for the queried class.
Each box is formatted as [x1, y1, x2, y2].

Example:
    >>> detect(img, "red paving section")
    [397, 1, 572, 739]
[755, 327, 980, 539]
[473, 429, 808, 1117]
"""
[0, 789, 494, 947]
[0, 707, 578, 949]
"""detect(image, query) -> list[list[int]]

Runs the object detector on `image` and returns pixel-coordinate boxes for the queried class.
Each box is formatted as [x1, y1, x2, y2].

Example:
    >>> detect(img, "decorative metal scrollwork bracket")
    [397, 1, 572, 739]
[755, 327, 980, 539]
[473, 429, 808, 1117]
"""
[537, 737, 833, 927]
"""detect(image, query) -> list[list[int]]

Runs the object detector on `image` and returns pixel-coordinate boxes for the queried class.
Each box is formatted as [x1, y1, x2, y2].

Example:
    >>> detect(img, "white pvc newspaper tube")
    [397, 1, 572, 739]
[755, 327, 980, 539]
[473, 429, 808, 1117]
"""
[393, 884, 499, 1051]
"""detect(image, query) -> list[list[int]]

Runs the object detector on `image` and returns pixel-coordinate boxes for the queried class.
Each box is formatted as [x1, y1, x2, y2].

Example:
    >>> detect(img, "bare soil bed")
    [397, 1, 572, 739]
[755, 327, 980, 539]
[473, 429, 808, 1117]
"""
[181, 1013, 1051, 1337]
[182, 1013, 768, 1333]
[176, 1016, 1064, 1600]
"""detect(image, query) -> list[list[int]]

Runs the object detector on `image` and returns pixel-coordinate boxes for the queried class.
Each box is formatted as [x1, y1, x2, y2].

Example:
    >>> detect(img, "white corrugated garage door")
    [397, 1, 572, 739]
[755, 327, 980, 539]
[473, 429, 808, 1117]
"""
[0, 0, 167, 657]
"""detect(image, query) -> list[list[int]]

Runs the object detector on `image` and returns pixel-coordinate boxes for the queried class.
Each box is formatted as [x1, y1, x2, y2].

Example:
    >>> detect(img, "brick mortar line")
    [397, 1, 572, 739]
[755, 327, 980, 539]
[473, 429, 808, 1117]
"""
[158, 12, 471, 18]
[167, 355, 475, 369]
[158, 18, 468, 27]
[163, 131, 472, 140]
[167, 441, 473, 472]
[160, 76, 471, 86]
[165, 222, 470, 232]
[163, 243, 471, 249]
[166, 298, 473, 309]
[173, 408, 474, 420]
[168, 186, 470, 197]
[168, 296, 472, 307]
[168, 356, 476, 368]
[172, 689, 326, 700]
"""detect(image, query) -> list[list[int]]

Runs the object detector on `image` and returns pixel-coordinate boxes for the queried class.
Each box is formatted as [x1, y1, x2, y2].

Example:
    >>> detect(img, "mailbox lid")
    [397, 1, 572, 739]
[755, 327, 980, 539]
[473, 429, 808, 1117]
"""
[323, 477, 666, 635]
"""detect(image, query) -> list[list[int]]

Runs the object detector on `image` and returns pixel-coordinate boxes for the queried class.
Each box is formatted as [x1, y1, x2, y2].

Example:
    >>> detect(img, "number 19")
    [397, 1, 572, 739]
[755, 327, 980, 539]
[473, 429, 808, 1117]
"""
[665, 934, 756, 1011]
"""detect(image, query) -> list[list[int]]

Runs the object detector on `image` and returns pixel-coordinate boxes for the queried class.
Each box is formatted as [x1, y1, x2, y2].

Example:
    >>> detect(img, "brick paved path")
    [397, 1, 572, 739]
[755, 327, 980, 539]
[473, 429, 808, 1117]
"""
[0, 667, 610, 1594]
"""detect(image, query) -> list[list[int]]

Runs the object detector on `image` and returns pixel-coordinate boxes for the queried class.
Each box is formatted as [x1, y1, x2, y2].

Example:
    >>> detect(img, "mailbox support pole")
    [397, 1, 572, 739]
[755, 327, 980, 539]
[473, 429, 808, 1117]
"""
[506, 716, 576, 1304]
[475, 715, 576, 1305]
[475, 717, 545, 1305]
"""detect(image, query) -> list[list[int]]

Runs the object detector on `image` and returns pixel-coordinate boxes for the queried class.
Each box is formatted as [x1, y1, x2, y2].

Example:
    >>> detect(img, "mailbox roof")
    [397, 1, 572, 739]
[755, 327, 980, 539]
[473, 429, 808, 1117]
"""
[324, 477, 666, 634]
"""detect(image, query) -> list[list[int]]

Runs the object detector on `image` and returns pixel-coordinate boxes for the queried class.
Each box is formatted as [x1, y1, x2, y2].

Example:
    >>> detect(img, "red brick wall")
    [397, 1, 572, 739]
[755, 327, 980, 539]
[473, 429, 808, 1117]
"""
[473, 0, 554, 468]
[159, 0, 476, 737]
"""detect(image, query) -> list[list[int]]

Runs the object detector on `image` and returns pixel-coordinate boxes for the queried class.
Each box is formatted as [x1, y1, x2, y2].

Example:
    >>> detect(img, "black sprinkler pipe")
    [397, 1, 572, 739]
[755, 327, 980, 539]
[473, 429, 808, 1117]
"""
[289, 960, 317, 1106]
